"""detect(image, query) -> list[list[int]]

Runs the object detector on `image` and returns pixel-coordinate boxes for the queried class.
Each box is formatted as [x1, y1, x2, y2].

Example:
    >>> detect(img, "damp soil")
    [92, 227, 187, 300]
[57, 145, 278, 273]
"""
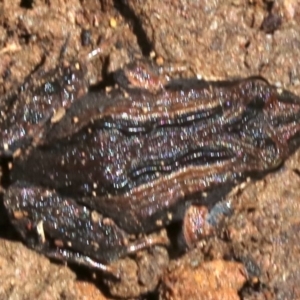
[0, 0, 300, 299]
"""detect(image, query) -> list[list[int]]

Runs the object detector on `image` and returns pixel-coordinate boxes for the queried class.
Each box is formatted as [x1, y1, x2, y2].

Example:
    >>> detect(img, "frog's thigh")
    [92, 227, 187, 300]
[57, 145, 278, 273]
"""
[4, 182, 134, 261]
[4, 182, 170, 267]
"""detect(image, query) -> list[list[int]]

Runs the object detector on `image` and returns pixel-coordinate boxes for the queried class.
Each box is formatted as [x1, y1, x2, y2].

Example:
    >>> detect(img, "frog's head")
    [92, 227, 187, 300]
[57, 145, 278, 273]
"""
[263, 87, 300, 156]
[220, 79, 300, 171]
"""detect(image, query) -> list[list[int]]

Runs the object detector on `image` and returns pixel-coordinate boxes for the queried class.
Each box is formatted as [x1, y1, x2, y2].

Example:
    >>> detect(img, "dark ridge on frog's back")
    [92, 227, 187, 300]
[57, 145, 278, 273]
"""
[11, 116, 238, 198]
[10, 76, 300, 204]
[42, 76, 278, 143]
[7, 77, 263, 195]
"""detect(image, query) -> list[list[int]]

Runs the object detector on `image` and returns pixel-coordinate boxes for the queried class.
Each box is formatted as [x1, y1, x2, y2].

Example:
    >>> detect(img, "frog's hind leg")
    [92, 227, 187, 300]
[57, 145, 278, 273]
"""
[3, 182, 170, 276]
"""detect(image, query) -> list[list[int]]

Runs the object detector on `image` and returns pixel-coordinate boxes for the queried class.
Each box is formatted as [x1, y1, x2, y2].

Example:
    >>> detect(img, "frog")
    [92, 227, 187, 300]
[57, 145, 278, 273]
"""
[2, 58, 300, 295]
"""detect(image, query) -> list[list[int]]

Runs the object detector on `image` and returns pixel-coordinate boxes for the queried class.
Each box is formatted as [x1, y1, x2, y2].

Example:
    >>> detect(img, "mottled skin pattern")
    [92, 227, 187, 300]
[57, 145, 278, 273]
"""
[2, 60, 300, 273]
[0, 61, 87, 154]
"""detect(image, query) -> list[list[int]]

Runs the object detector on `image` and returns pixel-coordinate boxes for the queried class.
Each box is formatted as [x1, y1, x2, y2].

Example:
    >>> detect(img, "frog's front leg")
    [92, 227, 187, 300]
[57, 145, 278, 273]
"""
[3, 182, 169, 276]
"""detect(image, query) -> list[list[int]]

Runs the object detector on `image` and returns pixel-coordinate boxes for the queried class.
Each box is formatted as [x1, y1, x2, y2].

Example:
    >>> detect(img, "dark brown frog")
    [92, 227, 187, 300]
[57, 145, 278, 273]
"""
[2, 59, 300, 290]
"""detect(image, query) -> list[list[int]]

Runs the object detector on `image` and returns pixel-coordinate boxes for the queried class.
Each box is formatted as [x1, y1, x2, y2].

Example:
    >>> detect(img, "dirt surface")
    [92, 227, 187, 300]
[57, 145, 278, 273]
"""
[0, 0, 300, 299]
[160, 259, 248, 300]
[0, 239, 109, 300]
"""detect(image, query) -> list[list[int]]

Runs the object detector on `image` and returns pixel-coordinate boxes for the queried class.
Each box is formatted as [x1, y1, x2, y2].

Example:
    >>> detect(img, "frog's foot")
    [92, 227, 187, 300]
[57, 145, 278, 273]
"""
[45, 248, 122, 278]
[180, 201, 232, 248]
[125, 229, 170, 254]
